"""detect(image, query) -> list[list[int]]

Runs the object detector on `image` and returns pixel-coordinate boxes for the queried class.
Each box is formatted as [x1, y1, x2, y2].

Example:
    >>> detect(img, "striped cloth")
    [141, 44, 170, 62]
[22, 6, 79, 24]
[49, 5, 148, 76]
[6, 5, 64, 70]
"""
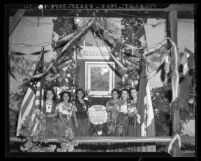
[16, 47, 45, 136]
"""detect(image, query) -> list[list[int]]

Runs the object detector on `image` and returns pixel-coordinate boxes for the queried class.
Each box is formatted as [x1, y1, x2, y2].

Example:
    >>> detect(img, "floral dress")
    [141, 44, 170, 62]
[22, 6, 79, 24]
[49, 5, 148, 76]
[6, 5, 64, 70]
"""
[116, 99, 131, 136]
[56, 102, 77, 140]
[106, 99, 120, 136]
[128, 99, 138, 136]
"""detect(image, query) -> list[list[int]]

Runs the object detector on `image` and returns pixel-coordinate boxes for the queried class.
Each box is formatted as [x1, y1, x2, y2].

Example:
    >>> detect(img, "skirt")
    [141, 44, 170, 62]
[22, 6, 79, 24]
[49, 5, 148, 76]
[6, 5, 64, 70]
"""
[57, 117, 73, 140]
[45, 117, 58, 138]
[116, 113, 129, 136]
[75, 117, 89, 136]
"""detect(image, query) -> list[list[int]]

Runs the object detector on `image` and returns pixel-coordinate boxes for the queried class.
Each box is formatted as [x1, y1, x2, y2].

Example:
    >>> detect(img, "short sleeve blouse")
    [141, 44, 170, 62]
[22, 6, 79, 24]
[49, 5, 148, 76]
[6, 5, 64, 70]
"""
[57, 102, 76, 117]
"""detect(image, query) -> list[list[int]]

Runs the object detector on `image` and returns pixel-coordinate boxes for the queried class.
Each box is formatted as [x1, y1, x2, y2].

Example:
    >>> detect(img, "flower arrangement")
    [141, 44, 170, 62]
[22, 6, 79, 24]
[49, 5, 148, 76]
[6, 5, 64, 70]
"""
[56, 127, 77, 152]
[19, 110, 77, 152]
[20, 126, 77, 152]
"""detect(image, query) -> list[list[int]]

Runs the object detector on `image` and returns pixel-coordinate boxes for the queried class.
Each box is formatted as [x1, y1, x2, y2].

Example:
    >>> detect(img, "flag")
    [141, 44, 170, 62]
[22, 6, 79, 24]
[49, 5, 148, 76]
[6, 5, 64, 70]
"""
[136, 55, 156, 152]
[16, 47, 45, 136]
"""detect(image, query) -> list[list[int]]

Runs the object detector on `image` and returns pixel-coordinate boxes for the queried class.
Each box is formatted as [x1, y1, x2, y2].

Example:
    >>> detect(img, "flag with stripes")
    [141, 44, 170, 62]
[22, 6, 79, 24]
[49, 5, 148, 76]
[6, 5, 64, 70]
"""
[136, 55, 156, 152]
[16, 47, 45, 136]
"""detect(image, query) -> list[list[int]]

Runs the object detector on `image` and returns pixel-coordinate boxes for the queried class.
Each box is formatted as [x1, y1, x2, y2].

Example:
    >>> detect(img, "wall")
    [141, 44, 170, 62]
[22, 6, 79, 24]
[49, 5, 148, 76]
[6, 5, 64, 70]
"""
[177, 19, 194, 53]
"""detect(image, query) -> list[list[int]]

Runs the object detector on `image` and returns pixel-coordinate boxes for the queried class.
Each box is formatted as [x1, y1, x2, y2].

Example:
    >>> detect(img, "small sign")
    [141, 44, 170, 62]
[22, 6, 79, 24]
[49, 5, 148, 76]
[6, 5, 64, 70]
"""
[88, 105, 108, 125]
[77, 46, 110, 60]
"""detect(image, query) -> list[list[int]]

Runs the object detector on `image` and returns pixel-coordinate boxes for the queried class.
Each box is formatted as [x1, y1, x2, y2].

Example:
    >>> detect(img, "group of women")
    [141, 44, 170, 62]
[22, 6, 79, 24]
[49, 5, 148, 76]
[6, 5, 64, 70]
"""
[41, 88, 89, 140]
[40, 87, 141, 140]
[106, 88, 141, 137]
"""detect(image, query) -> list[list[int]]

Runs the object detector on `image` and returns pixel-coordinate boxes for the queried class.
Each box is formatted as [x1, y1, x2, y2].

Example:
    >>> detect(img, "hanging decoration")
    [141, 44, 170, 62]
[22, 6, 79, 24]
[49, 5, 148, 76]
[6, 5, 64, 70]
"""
[59, 17, 95, 59]
[167, 37, 179, 103]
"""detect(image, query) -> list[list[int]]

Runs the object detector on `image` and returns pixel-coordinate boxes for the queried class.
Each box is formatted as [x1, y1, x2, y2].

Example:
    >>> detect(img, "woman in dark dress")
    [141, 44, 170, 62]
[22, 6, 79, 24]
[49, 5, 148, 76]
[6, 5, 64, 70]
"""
[128, 87, 141, 137]
[128, 87, 141, 152]
[73, 89, 90, 136]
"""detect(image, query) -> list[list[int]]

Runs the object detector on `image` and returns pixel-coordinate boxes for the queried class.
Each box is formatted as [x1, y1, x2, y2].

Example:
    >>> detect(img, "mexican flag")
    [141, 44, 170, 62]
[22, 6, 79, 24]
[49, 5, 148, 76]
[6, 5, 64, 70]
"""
[137, 55, 156, 152]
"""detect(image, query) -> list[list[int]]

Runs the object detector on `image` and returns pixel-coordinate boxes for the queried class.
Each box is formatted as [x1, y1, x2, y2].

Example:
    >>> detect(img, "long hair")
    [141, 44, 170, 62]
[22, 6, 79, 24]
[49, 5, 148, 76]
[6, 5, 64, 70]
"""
[75, 88, 85, 99]
[44, 88, 57, 101]
[111, 88, 120, 99]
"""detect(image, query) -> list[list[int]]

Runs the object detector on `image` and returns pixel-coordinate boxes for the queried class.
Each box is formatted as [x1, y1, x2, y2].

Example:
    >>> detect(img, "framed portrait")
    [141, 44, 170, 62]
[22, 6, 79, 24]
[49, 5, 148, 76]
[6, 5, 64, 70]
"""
[85, 62, 115, 96]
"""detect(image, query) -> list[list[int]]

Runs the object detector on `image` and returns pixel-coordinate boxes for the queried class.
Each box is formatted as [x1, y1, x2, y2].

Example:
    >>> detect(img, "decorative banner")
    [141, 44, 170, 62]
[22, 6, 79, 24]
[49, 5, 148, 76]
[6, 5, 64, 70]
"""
[88, 105, 107, 125]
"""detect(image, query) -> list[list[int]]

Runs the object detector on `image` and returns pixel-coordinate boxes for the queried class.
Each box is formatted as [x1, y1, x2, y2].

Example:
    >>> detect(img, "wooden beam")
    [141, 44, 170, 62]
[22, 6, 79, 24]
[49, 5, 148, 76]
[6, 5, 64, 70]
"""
[10, 135, 195, 144]
[75, 136, 172, 144]
[10, 136, 172, 143]
[8, 4, 194, 18]
[9, 9, 26, 36]
[169, 10, 178, 45]
[168, 4, 194, 12]
[169, 9, 182, 157]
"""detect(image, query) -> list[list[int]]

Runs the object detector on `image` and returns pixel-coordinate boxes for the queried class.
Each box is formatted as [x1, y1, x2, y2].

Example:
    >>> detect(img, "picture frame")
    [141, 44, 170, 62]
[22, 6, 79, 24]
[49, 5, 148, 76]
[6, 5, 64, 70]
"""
[85, 62, 115, 96]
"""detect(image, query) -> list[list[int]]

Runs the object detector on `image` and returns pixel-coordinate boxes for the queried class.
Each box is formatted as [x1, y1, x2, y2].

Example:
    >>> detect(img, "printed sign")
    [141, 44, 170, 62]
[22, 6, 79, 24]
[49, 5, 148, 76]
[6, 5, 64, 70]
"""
[77, 46, 110, 60]
[88, 105, 108, 125]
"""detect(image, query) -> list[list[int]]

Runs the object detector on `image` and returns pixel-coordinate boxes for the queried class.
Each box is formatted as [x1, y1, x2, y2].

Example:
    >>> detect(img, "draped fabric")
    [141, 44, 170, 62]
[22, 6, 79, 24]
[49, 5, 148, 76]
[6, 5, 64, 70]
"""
[136, 55, 156, 152]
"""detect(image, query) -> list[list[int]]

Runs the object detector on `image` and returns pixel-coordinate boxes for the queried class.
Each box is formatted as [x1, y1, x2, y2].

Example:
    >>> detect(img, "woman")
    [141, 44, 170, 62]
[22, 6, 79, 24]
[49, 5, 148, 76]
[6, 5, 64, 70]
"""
[128, 87, 141, 152]
[106, 89, 120, 136]
[56, 91, 78, 140]
[42, 88, 58, 138]
[116, 88, 131, 136]
[128, 87, 141, 137]
[73, 89, 90, 136]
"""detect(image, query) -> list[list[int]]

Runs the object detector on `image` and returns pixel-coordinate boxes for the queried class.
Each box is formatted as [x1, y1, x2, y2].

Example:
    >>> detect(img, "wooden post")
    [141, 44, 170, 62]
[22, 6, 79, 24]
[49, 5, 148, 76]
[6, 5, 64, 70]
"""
[169, 8, 181, 157]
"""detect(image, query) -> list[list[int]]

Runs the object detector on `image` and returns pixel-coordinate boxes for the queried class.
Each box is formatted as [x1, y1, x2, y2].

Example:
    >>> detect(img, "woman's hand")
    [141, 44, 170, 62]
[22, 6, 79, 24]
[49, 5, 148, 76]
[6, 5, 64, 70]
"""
[79, 99, 85, 104]
[132, 107, 138, 114]
[137, 114, 141, 124]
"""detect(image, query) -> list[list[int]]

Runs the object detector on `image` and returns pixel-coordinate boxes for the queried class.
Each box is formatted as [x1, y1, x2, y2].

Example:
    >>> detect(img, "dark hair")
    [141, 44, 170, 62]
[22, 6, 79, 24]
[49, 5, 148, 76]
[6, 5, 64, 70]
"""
[111, 88, 119, 95]
[120, 88, 130, 98]
[130, 87, 138, 99]
[44, 88, 57, 101]
[111, 88, 120, 98]
[75, 88, 85, 99]
[59, 91, 71, 102]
